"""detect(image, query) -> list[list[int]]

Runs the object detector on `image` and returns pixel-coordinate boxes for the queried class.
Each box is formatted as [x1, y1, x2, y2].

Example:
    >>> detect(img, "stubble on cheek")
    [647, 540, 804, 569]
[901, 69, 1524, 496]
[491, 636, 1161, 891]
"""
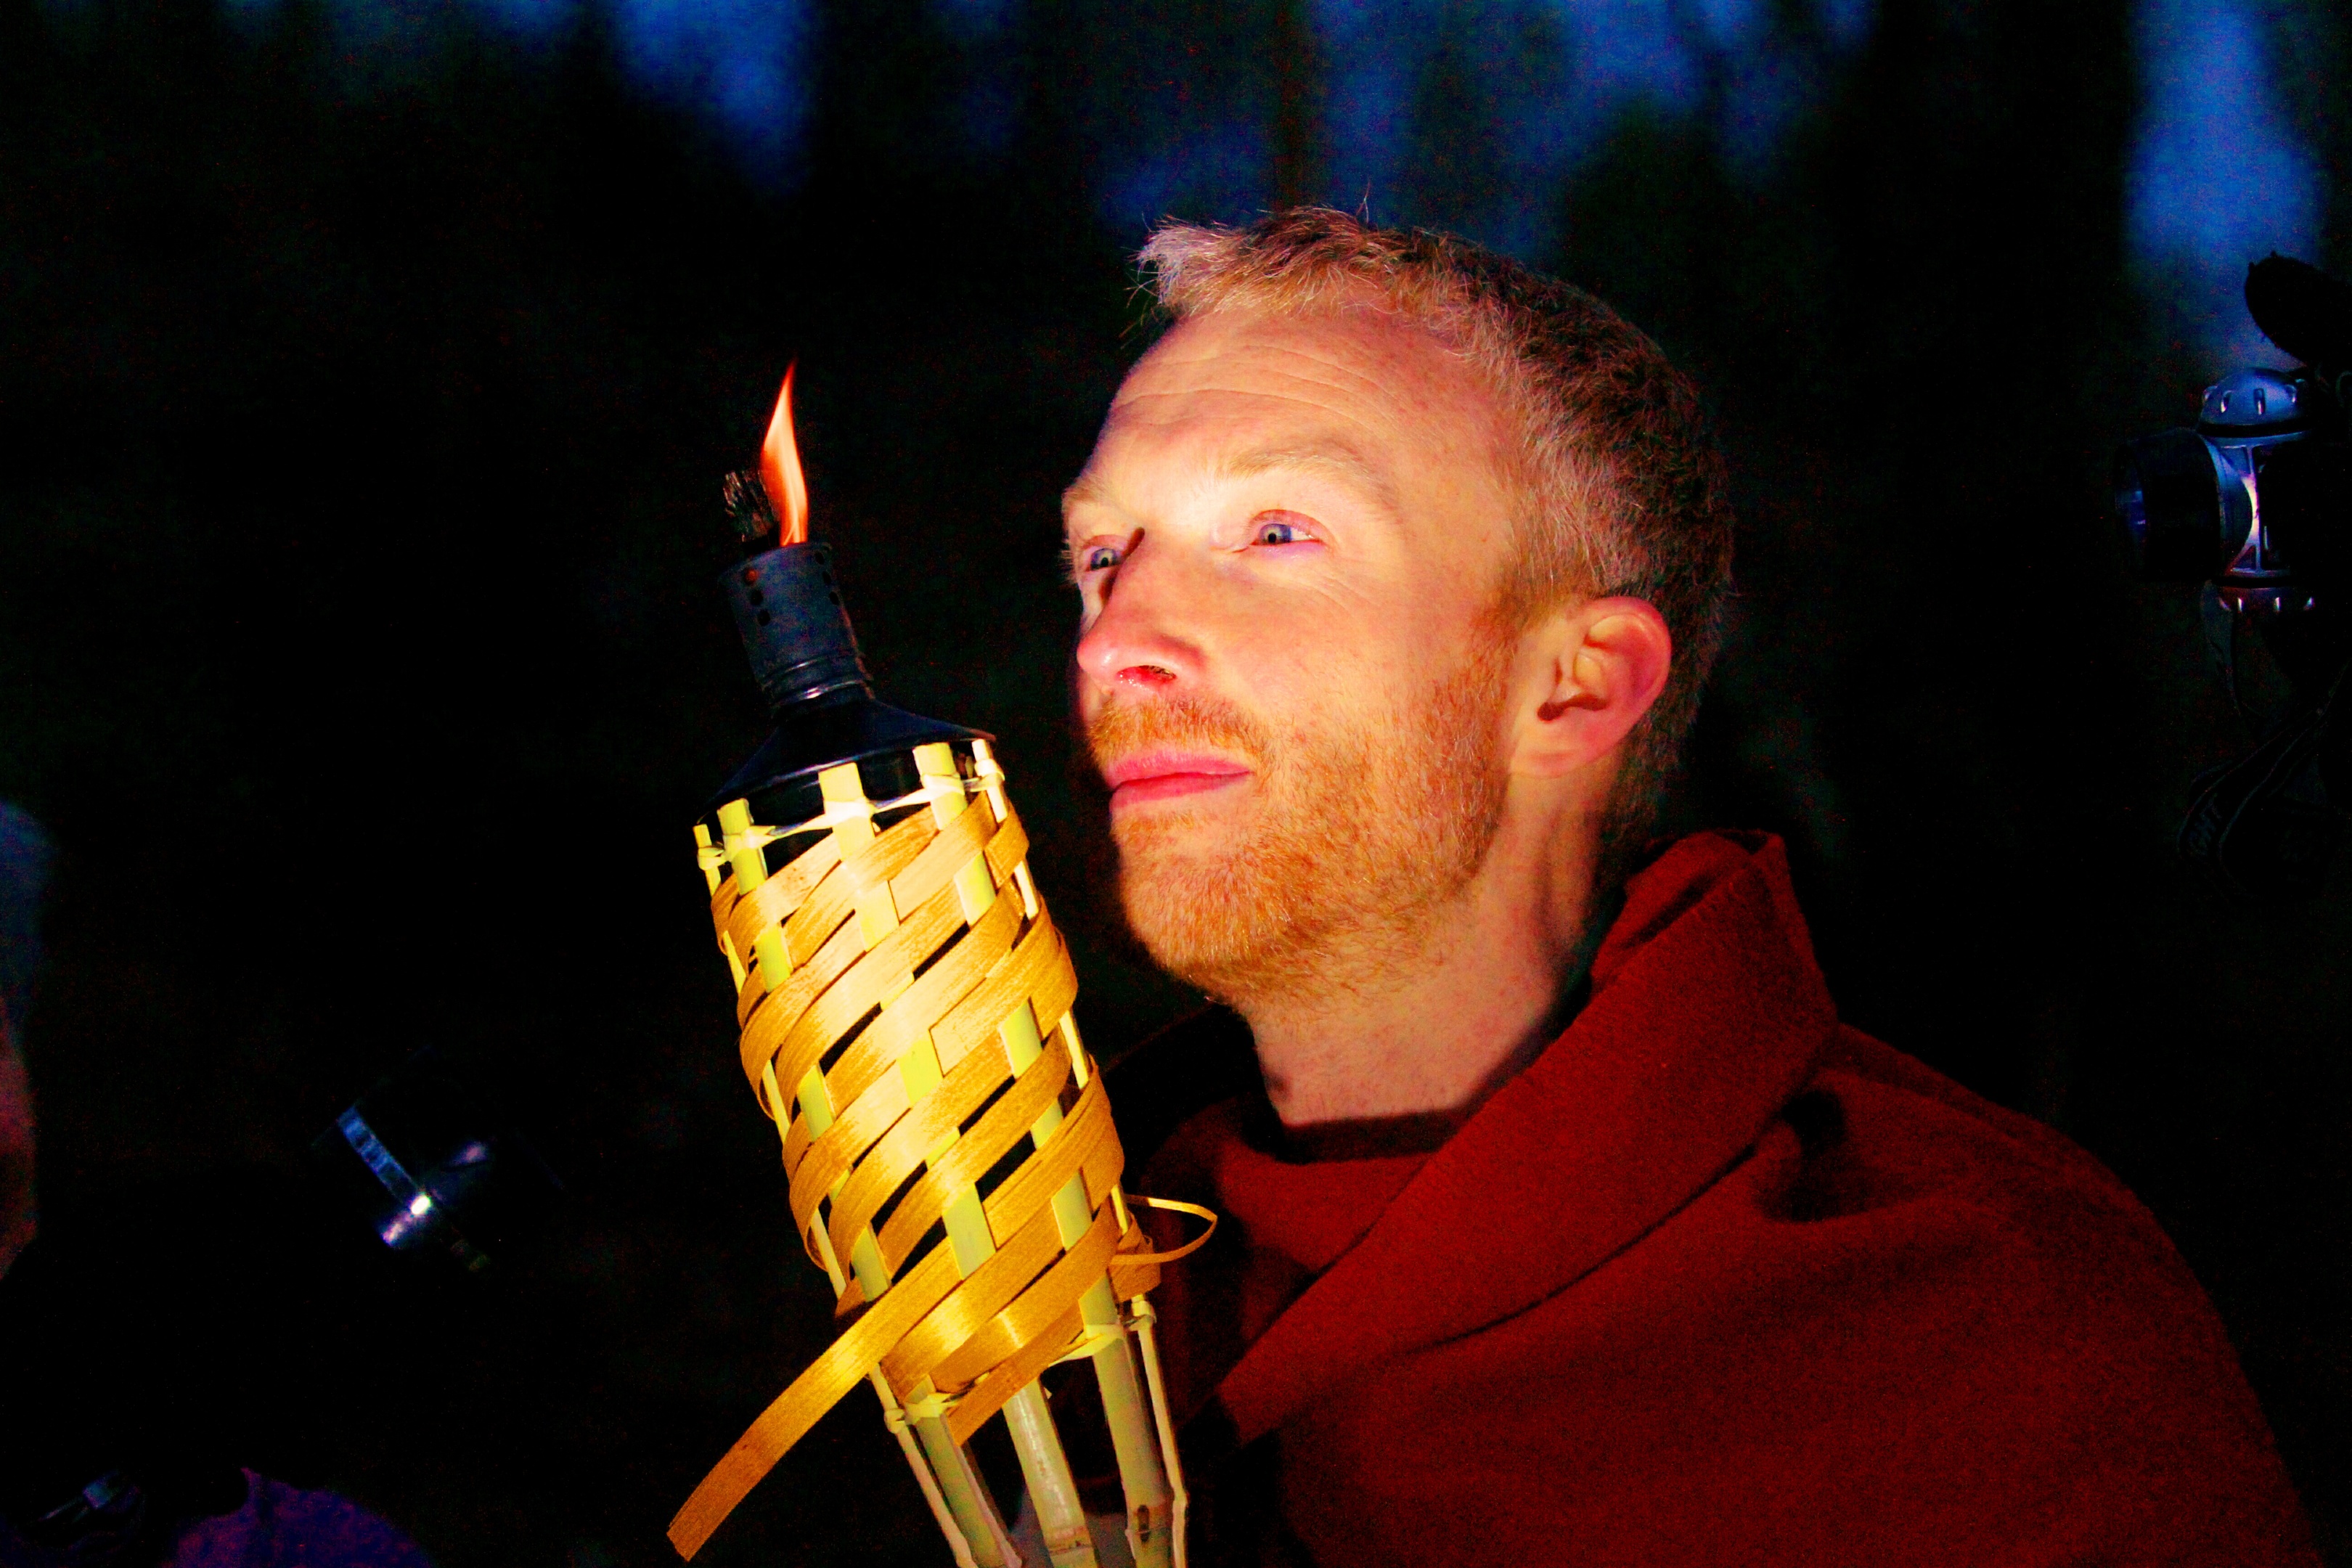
[1086, 694, 1292, 981]
[1086, 631, 1514, 1005]
[1106, 707, 1368, 998]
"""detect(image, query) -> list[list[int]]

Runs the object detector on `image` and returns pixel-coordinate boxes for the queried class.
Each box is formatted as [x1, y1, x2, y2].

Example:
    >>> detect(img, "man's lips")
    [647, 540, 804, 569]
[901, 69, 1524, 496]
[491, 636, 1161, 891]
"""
[1101, 749, 1251, 807]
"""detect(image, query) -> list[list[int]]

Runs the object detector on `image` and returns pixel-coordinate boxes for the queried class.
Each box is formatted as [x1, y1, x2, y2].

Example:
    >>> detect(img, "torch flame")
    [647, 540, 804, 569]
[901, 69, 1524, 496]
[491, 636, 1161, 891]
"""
[759, 364, 810, 546]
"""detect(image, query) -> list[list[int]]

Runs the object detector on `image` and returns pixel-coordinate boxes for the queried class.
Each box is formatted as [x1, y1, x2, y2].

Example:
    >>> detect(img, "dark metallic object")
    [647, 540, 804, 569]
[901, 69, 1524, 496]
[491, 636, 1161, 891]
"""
[311, 1050, 560, 1274]
[0, 1053, 558, 1562]
[2113, 256, 2352, 900]
[2117, 367, 2332, 612]
[722, 544, 870, 712]
[702, 475, 979, 838]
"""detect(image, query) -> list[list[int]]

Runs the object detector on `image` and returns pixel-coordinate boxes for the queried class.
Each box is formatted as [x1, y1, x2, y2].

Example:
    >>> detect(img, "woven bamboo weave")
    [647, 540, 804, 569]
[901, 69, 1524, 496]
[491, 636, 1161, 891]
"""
[669, 739, 1185, 1559]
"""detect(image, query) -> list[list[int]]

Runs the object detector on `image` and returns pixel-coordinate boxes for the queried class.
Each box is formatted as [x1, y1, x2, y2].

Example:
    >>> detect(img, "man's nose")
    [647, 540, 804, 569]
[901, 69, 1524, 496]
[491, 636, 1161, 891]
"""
[1074, 537, 1205, 697]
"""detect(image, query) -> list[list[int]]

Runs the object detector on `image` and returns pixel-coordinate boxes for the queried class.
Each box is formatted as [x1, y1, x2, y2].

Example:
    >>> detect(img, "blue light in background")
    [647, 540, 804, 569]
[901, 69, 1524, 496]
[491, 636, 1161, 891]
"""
[1316, 0, 1425, 218]
[607, 0, 812, 181]
[1309, 0, 1710, 257]
[934, 0, 1021, 158]
[1822, 0, 1873, 46]
[1307, 0, 1874, 259]
[1567, 0, 1702, 104]
[1695, 0, 1765, 50]
[2126, 0, 2324, 369]
[43, 0, 2337, 337]
[66, 0, 1890, 248]
[1095, 0, 1728, 251]
[155, 0, 813, 184]
[1100, 124, 1281, 238]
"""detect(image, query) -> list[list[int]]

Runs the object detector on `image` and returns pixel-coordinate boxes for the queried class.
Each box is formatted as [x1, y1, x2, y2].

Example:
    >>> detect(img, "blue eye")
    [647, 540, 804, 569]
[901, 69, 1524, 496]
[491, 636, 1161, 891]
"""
[1254, 516, 1313, 546]
[1083, 545, 1122, 572]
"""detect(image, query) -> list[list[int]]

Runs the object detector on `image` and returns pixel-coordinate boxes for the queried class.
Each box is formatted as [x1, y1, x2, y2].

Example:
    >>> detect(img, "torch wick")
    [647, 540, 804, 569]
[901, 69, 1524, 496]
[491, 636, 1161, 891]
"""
[723, 471, 781, 547]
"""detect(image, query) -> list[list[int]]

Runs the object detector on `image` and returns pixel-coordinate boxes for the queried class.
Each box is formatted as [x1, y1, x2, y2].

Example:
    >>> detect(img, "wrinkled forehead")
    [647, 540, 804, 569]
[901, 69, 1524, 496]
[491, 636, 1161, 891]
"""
[1084, 306, 1508, 488]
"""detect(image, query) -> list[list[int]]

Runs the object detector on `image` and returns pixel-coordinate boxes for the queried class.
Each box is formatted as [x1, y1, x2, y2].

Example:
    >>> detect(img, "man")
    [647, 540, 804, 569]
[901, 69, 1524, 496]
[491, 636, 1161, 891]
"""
[1064, 210, 2316, 1566]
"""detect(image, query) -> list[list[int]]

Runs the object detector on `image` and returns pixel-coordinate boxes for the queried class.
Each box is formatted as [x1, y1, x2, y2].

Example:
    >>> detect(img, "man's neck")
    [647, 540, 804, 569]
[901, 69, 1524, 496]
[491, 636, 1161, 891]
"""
[1237, 828, 1612, 1133]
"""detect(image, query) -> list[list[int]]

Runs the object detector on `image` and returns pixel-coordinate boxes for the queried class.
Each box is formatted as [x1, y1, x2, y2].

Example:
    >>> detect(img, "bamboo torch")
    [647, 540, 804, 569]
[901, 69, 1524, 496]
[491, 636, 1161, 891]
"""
[668, 369, 1209, 1567]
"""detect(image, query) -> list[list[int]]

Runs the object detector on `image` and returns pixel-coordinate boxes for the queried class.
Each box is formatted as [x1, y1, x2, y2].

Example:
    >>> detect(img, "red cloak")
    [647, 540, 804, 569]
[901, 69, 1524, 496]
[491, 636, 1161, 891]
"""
[1132, 832, 2316, 1566]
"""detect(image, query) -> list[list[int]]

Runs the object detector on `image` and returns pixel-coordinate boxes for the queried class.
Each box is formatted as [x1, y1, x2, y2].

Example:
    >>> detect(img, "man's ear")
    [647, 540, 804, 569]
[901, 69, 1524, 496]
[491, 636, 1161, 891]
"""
[1507, 596, 1673, 779]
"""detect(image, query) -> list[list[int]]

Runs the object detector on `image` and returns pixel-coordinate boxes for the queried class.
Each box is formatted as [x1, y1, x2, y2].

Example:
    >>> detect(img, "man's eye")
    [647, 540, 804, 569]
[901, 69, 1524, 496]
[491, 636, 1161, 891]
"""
[1251, 514, 1316, 547]
[1082, 544, 1123, 572]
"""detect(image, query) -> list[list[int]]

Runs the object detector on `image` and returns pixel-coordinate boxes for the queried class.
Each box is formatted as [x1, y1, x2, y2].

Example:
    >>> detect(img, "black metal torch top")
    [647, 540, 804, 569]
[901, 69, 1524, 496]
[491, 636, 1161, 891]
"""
[724, 542, 871, 713]
[704, 470, 979, 823]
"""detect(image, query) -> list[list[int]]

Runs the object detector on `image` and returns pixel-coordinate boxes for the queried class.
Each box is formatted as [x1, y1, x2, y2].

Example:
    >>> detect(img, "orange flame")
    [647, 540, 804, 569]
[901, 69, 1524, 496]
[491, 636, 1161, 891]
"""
[759, 364, 810, 546]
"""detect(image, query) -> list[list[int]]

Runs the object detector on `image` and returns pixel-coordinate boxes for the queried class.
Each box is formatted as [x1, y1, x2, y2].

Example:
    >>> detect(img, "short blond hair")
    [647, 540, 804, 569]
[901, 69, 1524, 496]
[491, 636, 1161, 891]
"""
[1138, 208, 1735, 850]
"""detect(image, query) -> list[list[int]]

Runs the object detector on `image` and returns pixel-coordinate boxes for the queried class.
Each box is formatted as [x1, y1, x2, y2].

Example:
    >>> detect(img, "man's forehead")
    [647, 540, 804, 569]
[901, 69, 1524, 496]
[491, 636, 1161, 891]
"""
[1113, 308, 1460, 417]
[1069, 309, 1495, 513]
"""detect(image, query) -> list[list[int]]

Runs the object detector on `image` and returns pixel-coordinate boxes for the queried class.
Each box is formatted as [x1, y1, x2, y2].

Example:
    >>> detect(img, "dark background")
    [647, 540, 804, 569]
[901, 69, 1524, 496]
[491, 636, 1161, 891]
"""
[1, 1, 2348, 1563]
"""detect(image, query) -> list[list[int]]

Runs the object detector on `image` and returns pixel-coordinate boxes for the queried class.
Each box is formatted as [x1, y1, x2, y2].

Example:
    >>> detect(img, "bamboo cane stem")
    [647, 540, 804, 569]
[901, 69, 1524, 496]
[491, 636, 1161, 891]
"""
[912, 1408, 1016, 1568]
[875, 1373, 986, 1568]
[1084, 1290, 1172, 1568]
[1002, 1382, 1096, 1567]
[1132, 1305, 1189, 1568]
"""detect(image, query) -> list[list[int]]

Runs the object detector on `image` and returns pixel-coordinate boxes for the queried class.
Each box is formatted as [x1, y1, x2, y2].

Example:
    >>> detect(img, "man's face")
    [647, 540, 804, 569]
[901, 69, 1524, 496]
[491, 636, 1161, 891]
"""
[1063, 305, 1524, 1000]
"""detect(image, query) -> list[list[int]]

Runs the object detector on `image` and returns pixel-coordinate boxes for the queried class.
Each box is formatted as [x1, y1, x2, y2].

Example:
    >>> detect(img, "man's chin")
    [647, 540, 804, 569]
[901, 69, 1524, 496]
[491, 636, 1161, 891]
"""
[1108, 813, 1237, 886]
[1107, 791, 1240, 838]
[1114, 848, 1313, 1000]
